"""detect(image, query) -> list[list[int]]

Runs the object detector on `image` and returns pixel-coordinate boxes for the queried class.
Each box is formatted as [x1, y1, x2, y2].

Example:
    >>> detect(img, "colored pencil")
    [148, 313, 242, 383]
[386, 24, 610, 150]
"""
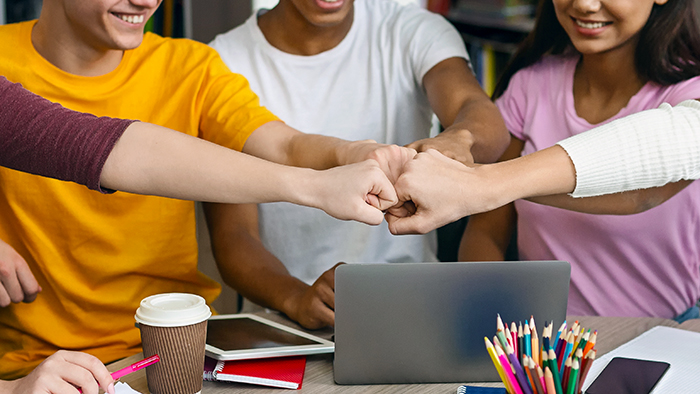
[559, 332, 574, 373]
[511, 322, 519, 357]
[524, 356, 538, 394]
[544, 366, 557, 394]
[529, 356, 546, 394]
[497, 314, 511, 351]
[536, 364, 546, 394]
[531, 324, 540, 366]
[561, 356, 572, 392]
[567, 359, 579, 394]
[548, 349, 564, 394]
[485, 337, 515, 394]
[524, 322, 532, 358]
[518, 322, 525, 362]
[495, 340, 524, 394]
[582, 331, 597, 357]
[578, 349, 596, 391]
[553, 322, 566, 350]
[506, 343, 534, 394]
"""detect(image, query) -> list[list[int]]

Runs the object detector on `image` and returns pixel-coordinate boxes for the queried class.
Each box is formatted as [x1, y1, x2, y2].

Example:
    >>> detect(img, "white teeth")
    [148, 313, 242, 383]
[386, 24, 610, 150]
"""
[321, 0, 341, 2]
[575, 20, 607, 29]
[118, 14, 144, 24]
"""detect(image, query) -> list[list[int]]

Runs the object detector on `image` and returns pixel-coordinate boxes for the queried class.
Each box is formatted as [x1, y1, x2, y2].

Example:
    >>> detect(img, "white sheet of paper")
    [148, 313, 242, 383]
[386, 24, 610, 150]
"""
[114, 381, 142, 394]
[581, 326, 700, 393]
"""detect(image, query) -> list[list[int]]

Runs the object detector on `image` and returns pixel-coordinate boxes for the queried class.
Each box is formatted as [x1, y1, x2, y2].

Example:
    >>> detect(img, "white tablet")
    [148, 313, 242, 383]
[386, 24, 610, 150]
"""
[205, 314, 335, 361]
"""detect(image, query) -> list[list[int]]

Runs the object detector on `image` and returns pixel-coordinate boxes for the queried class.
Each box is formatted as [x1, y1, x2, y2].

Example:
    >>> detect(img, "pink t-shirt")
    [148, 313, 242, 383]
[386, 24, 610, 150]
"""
[496, 55, 700, 319]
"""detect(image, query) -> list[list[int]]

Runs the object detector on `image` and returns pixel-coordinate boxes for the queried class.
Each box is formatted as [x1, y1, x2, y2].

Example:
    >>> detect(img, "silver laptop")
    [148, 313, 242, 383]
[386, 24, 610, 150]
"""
[333, 261, 570, 384]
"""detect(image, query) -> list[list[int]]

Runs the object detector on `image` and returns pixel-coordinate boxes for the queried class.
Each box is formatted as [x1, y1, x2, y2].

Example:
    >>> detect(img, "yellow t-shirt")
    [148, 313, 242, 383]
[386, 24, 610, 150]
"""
[0, 21, 278, 379]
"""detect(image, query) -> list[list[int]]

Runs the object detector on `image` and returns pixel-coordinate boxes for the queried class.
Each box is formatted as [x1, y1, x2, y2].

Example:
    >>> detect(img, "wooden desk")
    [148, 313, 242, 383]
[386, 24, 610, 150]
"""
[110, 312, 700, 393]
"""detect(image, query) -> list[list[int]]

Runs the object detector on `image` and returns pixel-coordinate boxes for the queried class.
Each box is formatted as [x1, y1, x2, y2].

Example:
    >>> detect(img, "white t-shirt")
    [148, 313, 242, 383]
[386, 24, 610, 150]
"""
[210, 0, 468, 284]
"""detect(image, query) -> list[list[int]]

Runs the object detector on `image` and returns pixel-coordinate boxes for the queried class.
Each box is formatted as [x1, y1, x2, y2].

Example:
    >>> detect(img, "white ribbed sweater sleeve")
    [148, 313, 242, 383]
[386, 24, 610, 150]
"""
[557, 100, 700, 198]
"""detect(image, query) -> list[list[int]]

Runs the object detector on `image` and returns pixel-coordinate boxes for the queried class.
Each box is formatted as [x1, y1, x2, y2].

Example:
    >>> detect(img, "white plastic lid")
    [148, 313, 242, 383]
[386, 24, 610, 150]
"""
[135, 293, 212, 327]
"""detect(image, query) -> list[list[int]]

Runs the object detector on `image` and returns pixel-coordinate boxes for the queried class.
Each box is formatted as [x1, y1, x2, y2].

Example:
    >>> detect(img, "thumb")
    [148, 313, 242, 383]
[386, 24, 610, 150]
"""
[367, 175, 398, 212]
[354, 203, 385, 226]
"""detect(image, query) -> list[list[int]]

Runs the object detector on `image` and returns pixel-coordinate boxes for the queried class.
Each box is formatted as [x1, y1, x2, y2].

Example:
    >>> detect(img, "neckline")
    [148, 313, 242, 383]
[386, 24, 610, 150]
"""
[249, 4, 359, 63]
[564, 55, 652, 127]
[23, 20, 133, 85]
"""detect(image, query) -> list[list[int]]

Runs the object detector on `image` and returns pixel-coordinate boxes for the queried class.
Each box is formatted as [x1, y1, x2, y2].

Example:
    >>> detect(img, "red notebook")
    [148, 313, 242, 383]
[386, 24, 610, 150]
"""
[203, 356, 306, 390]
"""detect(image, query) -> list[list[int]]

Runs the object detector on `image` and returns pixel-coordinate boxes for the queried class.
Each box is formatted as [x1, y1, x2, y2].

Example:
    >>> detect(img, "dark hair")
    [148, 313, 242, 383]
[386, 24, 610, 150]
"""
[492, 0, 700, 99]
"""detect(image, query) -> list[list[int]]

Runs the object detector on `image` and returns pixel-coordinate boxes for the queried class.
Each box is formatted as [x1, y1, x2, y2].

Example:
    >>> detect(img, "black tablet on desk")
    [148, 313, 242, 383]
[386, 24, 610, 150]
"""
[205, 314, 334, 361]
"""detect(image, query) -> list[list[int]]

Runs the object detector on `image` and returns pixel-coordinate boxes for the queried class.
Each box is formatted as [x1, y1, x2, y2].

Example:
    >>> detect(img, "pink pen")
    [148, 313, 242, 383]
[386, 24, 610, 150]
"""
[77, 354, 160, 393]
[111, 354, 160, 380]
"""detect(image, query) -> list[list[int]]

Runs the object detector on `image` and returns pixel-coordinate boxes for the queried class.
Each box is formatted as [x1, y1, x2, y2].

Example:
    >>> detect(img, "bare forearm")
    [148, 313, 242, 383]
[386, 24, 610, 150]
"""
[448, 99, 510, 164]
[216, 240, 307, 314]
[479, 145, 577, 208]
[101, 122, 321, 204]
[204, 203, 308, 315]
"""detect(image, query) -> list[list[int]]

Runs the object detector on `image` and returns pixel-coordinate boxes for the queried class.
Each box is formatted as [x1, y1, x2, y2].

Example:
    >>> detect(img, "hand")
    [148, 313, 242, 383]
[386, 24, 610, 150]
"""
[0, 350, 115, 394]
[406, 127, 475, 165]
[285, 263, 343, 330]
[339, 140, 417, 183]
[386, 149, 483, 234]
[313, 160, 398, 225]
[0, 238, 41, 307]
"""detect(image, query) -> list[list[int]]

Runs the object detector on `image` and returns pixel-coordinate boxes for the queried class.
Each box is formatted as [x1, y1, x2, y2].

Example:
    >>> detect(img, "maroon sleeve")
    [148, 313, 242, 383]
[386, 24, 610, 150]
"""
[0, 76, 135, 192]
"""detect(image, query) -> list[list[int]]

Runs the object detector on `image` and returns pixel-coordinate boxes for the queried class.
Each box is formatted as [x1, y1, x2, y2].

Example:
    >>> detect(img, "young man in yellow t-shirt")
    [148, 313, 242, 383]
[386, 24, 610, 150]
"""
[0, 0, 411, 385]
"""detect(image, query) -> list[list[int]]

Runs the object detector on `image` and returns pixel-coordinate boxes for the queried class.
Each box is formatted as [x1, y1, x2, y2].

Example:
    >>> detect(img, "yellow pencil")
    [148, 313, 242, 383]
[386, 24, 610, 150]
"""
[485, 337, 515, 394]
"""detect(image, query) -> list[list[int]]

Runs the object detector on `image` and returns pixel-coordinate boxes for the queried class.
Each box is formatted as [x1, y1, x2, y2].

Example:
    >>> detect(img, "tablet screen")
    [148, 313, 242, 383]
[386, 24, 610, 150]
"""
[206, 317, 318, 351]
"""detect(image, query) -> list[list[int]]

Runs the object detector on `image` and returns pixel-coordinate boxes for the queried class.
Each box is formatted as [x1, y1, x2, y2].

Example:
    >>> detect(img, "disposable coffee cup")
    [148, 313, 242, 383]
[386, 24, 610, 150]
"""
[135, 293, 212, 394]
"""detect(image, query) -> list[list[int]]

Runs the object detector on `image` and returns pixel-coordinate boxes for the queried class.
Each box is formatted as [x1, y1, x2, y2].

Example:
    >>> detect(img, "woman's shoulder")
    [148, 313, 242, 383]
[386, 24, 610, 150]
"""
[652, 75, 700, 106]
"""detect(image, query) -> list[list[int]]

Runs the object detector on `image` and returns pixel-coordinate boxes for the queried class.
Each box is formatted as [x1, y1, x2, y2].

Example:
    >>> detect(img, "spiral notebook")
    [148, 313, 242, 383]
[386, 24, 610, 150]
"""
[203, 355, 306, 389]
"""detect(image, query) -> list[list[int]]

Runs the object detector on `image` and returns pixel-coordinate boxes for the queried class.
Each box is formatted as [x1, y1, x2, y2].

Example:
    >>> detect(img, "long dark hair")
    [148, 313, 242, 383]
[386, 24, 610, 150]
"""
[492, 0, 700, 99]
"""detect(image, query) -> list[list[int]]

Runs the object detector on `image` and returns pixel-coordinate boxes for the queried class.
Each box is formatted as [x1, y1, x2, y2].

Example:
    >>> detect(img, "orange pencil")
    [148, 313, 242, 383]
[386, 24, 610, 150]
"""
[582, 331, 597, 357]
[524, 356, 538, 394]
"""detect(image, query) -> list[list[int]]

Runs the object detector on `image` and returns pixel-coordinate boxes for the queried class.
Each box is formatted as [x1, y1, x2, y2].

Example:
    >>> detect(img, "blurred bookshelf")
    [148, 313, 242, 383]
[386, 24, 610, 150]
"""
[1, 0, 42, 25]
[440, 0, 536, 97]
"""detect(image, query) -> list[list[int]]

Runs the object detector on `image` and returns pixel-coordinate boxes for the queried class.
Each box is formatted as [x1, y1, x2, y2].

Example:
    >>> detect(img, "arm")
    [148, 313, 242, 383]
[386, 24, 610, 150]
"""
[528, 181, 693, 214]
[406, 57, 510, 164]
[240, 121, 416, 178]
[204, 203, 337, 329]
[522, 100, 700, 213]
[458, 137, 523, 261]
[102, 122, 398, 224]
[0, 351, 114, 394]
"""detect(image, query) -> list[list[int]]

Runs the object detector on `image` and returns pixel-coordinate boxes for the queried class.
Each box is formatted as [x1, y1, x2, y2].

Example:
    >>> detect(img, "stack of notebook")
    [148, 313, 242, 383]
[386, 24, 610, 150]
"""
[203, 355, 306, 390]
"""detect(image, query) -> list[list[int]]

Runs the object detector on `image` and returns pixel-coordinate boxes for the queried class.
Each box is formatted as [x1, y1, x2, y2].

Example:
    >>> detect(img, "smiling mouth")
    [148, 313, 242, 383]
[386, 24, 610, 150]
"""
[112, 13, 145, 24]
[573, 18, 612, 29]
